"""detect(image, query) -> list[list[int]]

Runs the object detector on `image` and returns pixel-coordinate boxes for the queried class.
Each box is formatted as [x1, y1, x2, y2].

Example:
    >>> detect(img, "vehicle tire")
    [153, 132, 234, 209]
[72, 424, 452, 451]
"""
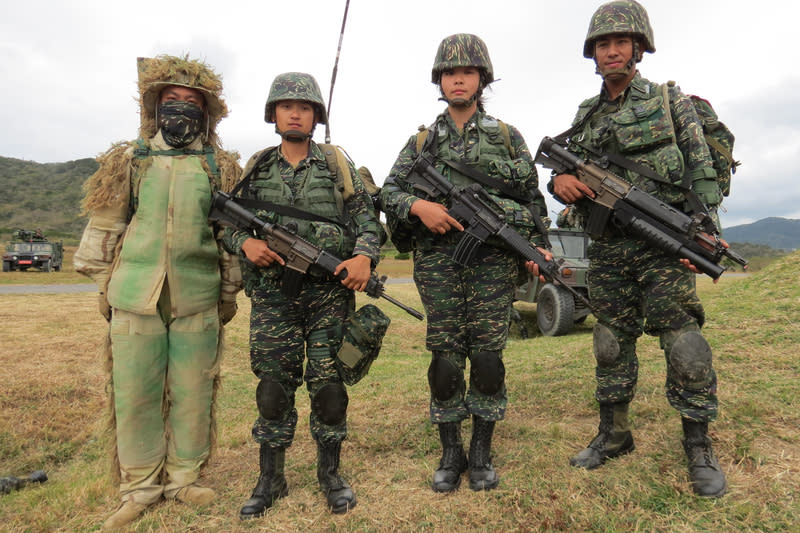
[42, 260, 51, 273]
[536, 283, 575, 336]
[2, 261, 9, 272]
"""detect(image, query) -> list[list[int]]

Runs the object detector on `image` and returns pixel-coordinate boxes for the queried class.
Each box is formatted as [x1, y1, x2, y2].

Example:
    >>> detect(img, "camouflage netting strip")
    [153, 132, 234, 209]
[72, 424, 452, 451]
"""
[81, 142, 134, 213]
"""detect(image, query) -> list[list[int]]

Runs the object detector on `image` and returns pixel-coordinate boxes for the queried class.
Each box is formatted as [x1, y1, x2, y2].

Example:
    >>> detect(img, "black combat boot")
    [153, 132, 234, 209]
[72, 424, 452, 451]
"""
[570, 403, 635, 469]
[432, 422, 468, 492]
[682, 418, 727, 498]
[317, 440, 357, 514]
[468, 417, 499, 491]
[239, 445, 289, 520]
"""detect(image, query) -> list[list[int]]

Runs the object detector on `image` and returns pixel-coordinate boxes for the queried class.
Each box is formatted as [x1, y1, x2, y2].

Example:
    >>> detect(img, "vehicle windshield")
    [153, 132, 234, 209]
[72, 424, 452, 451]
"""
[549, 231, 587, 258]
[6, 243, 51, 253]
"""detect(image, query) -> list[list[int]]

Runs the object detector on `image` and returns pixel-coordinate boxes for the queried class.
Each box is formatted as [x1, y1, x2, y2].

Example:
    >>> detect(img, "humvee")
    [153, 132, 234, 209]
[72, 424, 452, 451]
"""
[2, 229, 63, 272]
[515, 228, 592, 337]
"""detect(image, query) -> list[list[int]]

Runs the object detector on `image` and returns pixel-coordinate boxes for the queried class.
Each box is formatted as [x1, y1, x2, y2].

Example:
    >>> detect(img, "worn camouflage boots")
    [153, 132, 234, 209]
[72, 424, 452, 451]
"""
[570, 402, 635, 469]
[682, 418, 727, 498]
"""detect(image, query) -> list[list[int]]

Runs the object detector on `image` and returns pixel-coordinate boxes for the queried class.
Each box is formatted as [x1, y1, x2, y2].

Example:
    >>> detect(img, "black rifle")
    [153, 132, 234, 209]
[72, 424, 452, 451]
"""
[408, 152, 592, 309]
[209, 191, 424, 320]
[1, 471, 47, 495]
[534, 136, 748, 280]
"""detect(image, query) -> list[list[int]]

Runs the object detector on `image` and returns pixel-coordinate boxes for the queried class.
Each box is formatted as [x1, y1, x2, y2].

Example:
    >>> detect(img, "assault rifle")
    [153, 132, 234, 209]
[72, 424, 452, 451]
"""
[408, 152, 592, 309]
[534, 136, 748, 280]
[209, 191, 424, 320]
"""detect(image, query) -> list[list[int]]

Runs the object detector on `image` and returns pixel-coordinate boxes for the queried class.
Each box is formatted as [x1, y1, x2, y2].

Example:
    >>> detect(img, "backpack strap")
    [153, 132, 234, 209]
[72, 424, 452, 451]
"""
[415, 120, 515, 158]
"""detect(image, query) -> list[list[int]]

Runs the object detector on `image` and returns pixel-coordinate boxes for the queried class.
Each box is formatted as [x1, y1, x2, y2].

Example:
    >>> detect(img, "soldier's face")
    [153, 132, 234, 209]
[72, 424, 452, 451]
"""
[594, 34, 634, 77]
[160, 86, 205, 110]
[274, 100, 315, 135]
[440, 67, 481, 105]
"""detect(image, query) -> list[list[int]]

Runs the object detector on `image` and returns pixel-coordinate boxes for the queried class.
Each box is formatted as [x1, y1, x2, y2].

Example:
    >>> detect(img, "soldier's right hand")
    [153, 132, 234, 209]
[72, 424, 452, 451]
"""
[242, 238, 285, 267]
[553, 173, 595, 204]
[409, 199, 464, 235]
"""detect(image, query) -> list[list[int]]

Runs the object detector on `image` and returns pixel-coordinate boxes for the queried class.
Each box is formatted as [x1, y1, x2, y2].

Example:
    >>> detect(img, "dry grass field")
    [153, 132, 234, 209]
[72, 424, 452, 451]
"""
[0, 252, 798, 532]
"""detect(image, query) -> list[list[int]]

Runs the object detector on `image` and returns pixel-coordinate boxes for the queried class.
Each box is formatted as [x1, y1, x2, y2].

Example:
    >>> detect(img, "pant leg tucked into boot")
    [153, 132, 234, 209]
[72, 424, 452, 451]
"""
[317, 440, 356, 514]
[240, 445, 289, 520]
[570, 403, 635, 469]
[682, 418, 726, 498]
[468, 417, 499, 491]
[432, 422, 468, 492]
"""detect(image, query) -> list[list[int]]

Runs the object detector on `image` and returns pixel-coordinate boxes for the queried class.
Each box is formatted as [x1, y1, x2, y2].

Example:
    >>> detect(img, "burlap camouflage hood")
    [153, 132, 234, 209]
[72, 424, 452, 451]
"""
[137, 55, 228, 145]
[583, 0, 655, 58]
[264, 72, 328, 125]
[431, 33, 494, 84]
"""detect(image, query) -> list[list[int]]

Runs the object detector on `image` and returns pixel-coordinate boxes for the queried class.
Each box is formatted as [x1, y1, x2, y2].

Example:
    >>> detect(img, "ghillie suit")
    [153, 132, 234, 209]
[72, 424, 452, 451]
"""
[75, 55, 242, 509]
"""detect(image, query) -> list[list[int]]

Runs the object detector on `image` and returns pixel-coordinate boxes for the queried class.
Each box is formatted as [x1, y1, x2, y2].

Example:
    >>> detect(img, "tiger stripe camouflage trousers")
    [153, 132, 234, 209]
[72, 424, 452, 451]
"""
[588, 236, 718, 422]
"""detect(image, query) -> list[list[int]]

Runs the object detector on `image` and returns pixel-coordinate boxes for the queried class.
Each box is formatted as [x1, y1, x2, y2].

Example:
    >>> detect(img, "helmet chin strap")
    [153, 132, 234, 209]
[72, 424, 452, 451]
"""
[595, 40, 641, 81]
[275, 125, 313, 142]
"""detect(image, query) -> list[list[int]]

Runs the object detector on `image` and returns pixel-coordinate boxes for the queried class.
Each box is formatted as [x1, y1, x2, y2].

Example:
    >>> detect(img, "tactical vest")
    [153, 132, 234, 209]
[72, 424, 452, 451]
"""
[409, 116, 539, 250]
[247, 147, 356, 259]
[572, 76, 687, 206]
[107, 147, 221, 316]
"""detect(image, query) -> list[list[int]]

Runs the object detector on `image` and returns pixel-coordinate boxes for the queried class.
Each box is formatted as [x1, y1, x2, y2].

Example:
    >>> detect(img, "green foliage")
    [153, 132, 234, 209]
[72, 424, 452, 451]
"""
[394, 251, 411, 260]
[0, 156, 98, 241]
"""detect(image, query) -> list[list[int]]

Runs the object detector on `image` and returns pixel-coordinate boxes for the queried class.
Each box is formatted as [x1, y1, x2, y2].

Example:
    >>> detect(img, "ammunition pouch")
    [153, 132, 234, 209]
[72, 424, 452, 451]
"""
[335, 304, 391, 385]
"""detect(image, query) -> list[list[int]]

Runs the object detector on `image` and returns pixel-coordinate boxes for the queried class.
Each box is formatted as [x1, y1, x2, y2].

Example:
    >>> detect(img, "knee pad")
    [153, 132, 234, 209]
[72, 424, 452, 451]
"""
[470, 351, 505, 395]
[668, 330, 713, 390]
[428, 354, 461, 402]
[256, 376, 289, 420]
[311, 382, 349, 426]
[593, 323, 621, 367]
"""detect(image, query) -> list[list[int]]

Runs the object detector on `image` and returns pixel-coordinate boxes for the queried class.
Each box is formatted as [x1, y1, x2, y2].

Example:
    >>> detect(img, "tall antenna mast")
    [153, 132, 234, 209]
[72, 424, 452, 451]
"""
[325, 0, 350, 144]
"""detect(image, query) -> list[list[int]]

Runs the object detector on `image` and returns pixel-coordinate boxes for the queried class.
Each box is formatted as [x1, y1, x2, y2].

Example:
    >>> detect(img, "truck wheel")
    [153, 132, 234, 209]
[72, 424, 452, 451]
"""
[42, 260, 51, 273]
[2, 261, 9, 272]
[536, 283, 575, 336]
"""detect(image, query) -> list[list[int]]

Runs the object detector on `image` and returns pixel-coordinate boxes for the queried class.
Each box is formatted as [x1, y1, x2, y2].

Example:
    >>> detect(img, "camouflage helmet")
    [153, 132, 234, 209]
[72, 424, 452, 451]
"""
[583, 0, 656, 58]
[431, 33, 494, 85]
[264, 72, 328, 125]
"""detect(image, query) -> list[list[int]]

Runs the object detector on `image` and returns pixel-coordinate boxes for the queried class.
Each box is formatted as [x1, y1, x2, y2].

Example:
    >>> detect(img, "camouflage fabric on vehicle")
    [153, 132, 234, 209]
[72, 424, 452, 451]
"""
[583, 0, 655, 58]
[431, 33, 494, 84]
[264, 72, 328, 124]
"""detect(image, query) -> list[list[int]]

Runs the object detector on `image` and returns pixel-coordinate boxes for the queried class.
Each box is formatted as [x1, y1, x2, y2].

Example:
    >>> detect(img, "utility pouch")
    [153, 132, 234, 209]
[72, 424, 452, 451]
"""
[335, 304, 391, 385]
[585, 204, 612, 238]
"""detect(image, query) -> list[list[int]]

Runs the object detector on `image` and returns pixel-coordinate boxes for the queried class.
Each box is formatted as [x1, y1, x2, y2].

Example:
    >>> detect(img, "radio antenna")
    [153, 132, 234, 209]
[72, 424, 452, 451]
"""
[325, 0, 350, 144]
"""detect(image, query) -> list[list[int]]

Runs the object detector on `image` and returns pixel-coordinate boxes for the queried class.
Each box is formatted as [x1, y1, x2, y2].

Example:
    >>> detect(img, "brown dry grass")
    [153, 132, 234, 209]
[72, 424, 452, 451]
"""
[0, 254, 798, 532]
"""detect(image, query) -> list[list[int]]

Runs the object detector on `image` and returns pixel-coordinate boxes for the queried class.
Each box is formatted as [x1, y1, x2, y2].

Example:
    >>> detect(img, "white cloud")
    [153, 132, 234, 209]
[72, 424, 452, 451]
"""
[0, 0, 795, 227]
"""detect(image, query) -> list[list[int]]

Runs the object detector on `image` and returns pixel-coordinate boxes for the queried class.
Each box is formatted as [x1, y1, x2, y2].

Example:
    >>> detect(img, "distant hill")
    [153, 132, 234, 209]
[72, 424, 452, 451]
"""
[724, 217, 800, 251]
[0, 156, 98, 241]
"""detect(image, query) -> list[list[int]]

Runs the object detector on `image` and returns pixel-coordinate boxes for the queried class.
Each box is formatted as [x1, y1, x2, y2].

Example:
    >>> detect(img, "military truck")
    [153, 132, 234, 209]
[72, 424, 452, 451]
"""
[515, 228, 592, 337]
[2, 229, 63, 272]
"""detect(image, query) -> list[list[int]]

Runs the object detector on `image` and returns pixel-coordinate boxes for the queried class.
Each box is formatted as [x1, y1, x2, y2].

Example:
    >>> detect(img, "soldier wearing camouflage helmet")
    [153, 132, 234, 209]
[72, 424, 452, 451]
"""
[549, 0, 727, 498]
[381, 34, 551, 494]
[224, 72, 381, 518]
[74, 54, 243, 529]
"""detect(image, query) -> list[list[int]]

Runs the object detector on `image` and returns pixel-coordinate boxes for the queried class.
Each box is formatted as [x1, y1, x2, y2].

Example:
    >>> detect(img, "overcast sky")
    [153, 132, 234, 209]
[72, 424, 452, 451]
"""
[1, 0, 797, 228]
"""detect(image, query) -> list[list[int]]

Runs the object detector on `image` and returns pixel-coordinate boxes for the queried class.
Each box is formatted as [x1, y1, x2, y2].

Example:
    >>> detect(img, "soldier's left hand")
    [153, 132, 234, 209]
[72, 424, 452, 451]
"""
[335, 254, 372, 292]
[525, 247, 553, 283]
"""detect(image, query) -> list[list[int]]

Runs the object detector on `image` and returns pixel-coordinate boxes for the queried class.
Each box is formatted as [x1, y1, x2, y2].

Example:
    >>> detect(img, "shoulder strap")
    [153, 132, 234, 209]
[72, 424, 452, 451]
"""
[497, 120, 515, 159]
[319, 143, 355, 202]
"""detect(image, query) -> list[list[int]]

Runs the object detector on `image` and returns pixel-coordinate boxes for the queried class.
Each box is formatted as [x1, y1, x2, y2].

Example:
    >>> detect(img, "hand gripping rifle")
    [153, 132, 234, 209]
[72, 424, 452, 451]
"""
[209, 191, 424, 320]
[534, 136, 748, 280]
[408, 152, 592, 309]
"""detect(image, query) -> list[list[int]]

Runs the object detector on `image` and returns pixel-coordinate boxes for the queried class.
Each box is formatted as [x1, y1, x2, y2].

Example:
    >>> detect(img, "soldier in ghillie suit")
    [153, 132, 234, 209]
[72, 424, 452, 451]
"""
[74, 55, 243, 529]
[223, 72, 381, 518]
[550, 1, 727, 497]
[380, 34, 550, 493]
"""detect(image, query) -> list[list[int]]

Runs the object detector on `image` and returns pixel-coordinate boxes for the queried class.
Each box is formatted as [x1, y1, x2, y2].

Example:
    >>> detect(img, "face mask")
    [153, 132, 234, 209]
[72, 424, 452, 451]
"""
[158, 101, 204, 147]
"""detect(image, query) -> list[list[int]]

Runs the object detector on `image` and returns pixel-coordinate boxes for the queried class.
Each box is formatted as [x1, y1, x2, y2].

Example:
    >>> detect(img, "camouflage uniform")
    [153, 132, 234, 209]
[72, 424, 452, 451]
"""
[225, 72, 380, 517]
[225, 142, 381, 447]
[552, 1, 727, 498]
[380, 33, 547, 493]
[566, 72, 719, 418]
[73, 55, 243, 527]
